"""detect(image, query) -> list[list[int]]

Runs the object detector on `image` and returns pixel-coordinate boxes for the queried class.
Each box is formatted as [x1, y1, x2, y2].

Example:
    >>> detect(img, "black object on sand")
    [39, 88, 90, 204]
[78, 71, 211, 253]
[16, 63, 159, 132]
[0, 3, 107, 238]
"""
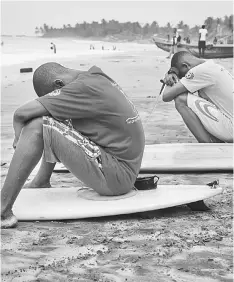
[134, 175, 159, 190]
[20, 68, 33, 73]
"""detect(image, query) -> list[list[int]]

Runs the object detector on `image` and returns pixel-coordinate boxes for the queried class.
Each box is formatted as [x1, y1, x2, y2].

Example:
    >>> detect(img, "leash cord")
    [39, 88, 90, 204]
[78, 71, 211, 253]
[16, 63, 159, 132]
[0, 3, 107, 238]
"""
[143, 80, 165, 124]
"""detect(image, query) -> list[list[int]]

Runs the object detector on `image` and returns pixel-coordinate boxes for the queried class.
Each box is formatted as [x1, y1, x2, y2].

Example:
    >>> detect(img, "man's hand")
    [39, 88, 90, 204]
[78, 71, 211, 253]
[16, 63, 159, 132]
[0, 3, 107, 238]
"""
[13, 136, 19, 150]
[163, 73, 179, 87]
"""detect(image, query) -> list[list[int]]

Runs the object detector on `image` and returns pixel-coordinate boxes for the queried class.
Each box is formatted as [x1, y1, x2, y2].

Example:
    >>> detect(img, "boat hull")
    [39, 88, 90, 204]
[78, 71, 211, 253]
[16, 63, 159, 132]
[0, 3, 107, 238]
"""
[152, 38, 233, 59]
[186, 44, 233, 59]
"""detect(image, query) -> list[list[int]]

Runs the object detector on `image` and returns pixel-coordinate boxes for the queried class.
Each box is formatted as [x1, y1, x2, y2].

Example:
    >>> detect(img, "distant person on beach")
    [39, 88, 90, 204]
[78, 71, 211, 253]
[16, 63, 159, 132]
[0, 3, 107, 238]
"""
[1, 62, 145, 228]
[162, 51, 233, 143]
[177, 35, 181, 42]
[186, 36, 190, 44]
[167, 28, 178, 59]
[50, 42, 56, 54]
[177, 35, 182, 47]
[213, 37, 218, 45]
[198, 25, 208, 58]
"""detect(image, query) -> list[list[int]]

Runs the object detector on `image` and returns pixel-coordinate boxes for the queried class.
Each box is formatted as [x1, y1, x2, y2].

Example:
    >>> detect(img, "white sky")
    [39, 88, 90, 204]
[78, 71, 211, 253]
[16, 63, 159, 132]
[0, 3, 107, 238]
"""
[1, 0, 233, 35]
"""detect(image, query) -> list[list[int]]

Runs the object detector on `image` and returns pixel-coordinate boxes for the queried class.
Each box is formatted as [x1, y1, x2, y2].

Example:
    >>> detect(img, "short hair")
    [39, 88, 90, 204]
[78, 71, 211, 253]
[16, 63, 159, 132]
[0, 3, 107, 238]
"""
[202, 25, 205, 28]
[33, 62, 67, 97]
[171, 51, 194, 68]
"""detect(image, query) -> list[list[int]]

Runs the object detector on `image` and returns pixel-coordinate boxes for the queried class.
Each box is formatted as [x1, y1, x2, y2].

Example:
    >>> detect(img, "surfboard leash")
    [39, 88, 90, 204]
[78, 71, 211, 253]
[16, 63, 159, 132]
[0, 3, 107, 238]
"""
[143, 79, 165, 124]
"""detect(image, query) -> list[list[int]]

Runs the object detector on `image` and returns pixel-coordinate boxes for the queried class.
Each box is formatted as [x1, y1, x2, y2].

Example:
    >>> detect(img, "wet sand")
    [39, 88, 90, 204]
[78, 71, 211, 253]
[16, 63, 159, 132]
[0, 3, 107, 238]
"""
[1, 47, 233, 282]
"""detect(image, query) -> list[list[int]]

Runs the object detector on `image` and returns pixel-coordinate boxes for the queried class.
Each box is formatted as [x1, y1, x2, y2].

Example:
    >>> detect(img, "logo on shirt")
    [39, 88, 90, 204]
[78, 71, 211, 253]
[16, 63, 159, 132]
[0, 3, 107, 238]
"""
[185, 71, 194, 80]
[195, 100, 218, 122]
[110, 81, 141, 124]
[48, 89, 61, 96]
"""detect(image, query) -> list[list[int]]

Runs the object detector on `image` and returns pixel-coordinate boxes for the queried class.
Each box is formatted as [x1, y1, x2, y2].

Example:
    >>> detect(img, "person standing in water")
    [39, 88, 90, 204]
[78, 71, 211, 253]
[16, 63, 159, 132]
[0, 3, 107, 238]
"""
[50, 42, 56, 54]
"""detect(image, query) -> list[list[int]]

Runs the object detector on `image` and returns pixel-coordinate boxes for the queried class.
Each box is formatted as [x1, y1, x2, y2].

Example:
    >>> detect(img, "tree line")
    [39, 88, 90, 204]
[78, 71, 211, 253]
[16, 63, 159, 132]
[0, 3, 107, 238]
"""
[35, 15, 233, 41]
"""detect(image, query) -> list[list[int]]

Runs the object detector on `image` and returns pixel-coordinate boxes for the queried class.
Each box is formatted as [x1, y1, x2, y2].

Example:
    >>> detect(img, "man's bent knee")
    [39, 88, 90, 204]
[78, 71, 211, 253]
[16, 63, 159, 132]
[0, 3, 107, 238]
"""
[22, 117, 43, 137]
[174, 93, 188, 110]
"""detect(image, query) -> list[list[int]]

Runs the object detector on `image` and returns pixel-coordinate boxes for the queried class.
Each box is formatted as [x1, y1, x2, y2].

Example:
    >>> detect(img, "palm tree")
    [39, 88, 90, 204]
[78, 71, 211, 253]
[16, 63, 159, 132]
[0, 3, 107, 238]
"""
[150, 21, 159, 34]
[204, 17, 214, 31]
[177, 20, 184, 29]
[43, 23, 49, 34]
[40, 27, 44, 35]
[35, 27, 40, 35]
[166, 22, 172, 34]
[228, 15, 233, 32]
[143, 23, 150, 35]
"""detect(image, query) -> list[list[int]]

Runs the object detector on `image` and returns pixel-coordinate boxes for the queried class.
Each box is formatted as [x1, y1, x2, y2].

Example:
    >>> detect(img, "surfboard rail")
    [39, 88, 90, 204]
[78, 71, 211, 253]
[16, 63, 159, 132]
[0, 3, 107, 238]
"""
[14, 184, 223, 221]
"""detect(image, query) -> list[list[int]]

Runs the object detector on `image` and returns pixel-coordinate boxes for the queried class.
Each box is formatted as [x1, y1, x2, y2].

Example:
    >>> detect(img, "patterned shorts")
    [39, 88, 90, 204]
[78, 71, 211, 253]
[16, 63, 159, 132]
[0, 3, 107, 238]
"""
[43, 116, 103, 169]
[187, 93, 233, 142]
[42, 116, 133, 196]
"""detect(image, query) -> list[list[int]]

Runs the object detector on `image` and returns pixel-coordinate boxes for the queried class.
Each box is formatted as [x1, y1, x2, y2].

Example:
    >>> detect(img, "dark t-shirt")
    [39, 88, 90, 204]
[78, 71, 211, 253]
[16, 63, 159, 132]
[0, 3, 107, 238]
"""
[177, 35, 181, 43]
[37, 66, 145, 185]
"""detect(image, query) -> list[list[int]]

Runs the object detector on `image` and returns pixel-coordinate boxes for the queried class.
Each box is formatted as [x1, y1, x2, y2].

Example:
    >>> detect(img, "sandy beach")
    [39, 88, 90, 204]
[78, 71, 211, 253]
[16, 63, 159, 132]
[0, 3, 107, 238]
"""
[1, 39, 233, 282]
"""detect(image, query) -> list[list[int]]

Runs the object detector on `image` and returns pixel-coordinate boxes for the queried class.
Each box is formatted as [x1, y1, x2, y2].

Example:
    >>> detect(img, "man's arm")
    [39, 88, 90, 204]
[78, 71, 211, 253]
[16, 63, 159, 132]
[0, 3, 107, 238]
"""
[13, 100, 50, 145]
[162, 81, 188, 102]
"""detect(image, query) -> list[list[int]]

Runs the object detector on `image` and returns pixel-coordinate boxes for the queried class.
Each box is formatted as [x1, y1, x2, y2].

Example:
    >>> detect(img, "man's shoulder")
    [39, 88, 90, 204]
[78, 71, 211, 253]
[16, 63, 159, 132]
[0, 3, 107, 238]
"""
[192, 60, 215, 71]
[184, 61, 215, 79]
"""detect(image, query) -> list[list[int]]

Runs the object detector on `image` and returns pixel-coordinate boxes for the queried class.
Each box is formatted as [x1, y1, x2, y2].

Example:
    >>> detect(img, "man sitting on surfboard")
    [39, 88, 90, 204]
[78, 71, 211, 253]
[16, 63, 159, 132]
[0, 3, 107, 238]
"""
[1, 63, 145, 228]
[162, 51, 233, 143]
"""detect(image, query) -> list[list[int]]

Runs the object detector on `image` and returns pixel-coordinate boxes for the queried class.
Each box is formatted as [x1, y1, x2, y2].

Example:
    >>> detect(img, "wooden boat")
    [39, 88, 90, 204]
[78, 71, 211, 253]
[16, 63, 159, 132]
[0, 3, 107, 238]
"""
[185, 43, 233, 59]
[152, 38, 174, 53]
[152, 37, 233, 59]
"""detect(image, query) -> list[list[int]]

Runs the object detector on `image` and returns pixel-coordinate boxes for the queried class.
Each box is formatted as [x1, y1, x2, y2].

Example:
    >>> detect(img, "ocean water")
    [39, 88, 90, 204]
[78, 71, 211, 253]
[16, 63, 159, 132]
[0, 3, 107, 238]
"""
[0, 36, 115, 66]
[1, 36, 156, 67]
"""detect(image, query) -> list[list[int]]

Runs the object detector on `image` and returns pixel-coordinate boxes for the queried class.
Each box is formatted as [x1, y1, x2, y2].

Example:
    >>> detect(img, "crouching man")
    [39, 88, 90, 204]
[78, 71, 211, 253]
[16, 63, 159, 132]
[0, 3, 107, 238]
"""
[162, 51, 233, 143]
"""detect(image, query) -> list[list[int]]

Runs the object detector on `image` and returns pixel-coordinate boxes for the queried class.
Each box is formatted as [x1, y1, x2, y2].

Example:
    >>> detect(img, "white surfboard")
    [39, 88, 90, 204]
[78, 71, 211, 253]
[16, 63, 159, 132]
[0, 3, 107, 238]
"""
[13, 184, 223, 221]
[141, 143, 233, 172]
[46, 143, 232, 173]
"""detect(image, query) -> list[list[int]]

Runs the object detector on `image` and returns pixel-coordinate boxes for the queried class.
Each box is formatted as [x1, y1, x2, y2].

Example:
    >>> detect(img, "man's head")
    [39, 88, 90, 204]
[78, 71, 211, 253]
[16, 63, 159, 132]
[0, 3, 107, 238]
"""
[202, 25, 205, 29]
[33, 62, 79, 97]
[171, 51, 204, 78]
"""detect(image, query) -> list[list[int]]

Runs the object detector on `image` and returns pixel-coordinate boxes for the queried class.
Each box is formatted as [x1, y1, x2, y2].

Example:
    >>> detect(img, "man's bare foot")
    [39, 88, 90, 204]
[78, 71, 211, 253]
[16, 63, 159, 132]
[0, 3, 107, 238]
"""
[24, 181, 52, 189]
[1, 211, 18, 229]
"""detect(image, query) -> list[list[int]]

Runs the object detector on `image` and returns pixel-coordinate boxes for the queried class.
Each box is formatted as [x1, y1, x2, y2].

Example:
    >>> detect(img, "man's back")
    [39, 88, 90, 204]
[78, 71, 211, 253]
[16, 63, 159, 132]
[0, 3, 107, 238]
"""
[199, 28, 207, 41]
[37, 66, 145, 177]
[200, 61, 233, 119]
[72, 67, 145, 161]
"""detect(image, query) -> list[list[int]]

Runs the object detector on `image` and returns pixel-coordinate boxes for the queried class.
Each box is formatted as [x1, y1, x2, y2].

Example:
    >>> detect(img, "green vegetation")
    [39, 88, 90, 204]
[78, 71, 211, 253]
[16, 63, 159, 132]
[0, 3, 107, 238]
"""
[35, 15, 233, 42]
